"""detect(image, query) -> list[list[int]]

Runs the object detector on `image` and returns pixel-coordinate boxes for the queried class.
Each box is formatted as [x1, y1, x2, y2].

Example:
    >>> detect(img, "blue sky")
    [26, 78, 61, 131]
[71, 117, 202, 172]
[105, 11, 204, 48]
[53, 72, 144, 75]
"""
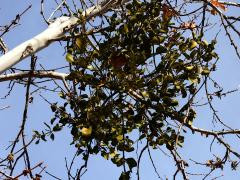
[0, 0, 240, 179]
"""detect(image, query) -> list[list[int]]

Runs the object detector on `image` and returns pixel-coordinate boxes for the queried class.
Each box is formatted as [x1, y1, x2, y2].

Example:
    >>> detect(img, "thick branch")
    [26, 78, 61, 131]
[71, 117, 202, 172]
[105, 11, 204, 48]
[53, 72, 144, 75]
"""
[0, 0, 129, 74]
[0, 71, 69, 82]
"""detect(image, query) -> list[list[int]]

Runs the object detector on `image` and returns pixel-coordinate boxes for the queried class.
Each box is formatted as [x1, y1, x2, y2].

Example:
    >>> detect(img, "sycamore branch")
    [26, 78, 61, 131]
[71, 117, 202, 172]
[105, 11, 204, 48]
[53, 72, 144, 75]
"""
[0, 71, 69, 82]
[0, 0, 129, 74]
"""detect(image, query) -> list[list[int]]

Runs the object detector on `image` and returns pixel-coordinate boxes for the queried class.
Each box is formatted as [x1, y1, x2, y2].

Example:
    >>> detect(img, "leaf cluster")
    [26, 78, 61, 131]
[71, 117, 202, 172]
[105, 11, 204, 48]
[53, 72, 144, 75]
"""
[48, 0, 218, 178]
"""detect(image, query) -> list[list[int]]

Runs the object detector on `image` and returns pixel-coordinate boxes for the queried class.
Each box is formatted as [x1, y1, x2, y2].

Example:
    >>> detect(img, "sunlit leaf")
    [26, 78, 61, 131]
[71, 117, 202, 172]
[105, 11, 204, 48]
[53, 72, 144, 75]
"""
[76, 38, 82, 48]
[81, 126, 92, 137]
[116, 135, 124, 141]
[66, 53, 74, 63]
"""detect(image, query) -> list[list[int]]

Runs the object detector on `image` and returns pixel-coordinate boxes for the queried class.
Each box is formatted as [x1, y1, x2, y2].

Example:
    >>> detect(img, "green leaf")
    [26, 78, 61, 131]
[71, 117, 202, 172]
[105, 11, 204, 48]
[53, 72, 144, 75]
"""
[201, 68, 210, 75]
[102, 151, 109, 160]
[81, 126, 92, 137]
[138, 134, 146, 140]
[190, 40, 198, 49]
[58, 92, 65, 99]
[126, 158, 137, 171]
[187, 119, 193, 126]
[50, 133, 55, 141]
[116, 135, 124, 141]
[156, 45, 167, 54]
[33, 130, 40, 137]
[80, 94, 88, 99]
[141, 91, 149, 98]
[170, 99, 179, 106]
[188, 76, 199, 84]
[185, 65, 194, 71]
[119, 171, 130, 180]
[123, 24, 129, 33]
[180, 87, 187, 98]
[44, 122, 51, 130]
[76, 38, 82, 49]
[53, 124, 62, 132]
[35, 139, 40, 144]
[50, 103, 57, 112]
[87, 65, 94, 70]
[41, 134, 47, 141]
[166, 141, 174, 150]
[50, 117, 56, 124]
[66, 53, 74, 63]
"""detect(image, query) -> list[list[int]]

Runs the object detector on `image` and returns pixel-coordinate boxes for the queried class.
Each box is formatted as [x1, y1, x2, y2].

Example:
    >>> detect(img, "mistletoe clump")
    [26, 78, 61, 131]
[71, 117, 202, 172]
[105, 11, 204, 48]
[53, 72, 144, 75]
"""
[48, 0, 218, 178]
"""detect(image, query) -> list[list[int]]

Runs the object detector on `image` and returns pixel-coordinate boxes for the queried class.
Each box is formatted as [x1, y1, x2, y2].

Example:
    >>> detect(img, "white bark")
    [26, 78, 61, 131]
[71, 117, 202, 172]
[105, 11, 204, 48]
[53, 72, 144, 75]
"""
[0, 0, 129, 74]
[0, 71, 68, 82]
[0, 16, 75, 75]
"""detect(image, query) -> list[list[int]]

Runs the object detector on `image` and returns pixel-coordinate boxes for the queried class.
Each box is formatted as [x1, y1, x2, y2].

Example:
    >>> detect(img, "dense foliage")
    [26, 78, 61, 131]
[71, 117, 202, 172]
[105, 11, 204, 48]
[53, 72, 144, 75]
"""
[3, 0, 240, 179]
[42, 0, 219, 178]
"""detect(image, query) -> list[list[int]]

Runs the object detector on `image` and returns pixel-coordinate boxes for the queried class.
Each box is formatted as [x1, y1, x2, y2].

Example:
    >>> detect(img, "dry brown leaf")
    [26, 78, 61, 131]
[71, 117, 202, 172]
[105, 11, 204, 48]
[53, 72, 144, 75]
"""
[109, 55, 128, 69]
[211, 0, 227, 11]
[162, 4, 178, 21]
[210, 9, 218, 15]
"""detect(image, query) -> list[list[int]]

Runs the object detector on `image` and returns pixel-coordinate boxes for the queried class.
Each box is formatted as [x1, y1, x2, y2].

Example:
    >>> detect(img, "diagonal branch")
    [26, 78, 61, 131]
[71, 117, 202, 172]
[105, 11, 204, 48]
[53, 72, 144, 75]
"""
[186, 124, 240, 159]
[0, 0, 130, 74]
